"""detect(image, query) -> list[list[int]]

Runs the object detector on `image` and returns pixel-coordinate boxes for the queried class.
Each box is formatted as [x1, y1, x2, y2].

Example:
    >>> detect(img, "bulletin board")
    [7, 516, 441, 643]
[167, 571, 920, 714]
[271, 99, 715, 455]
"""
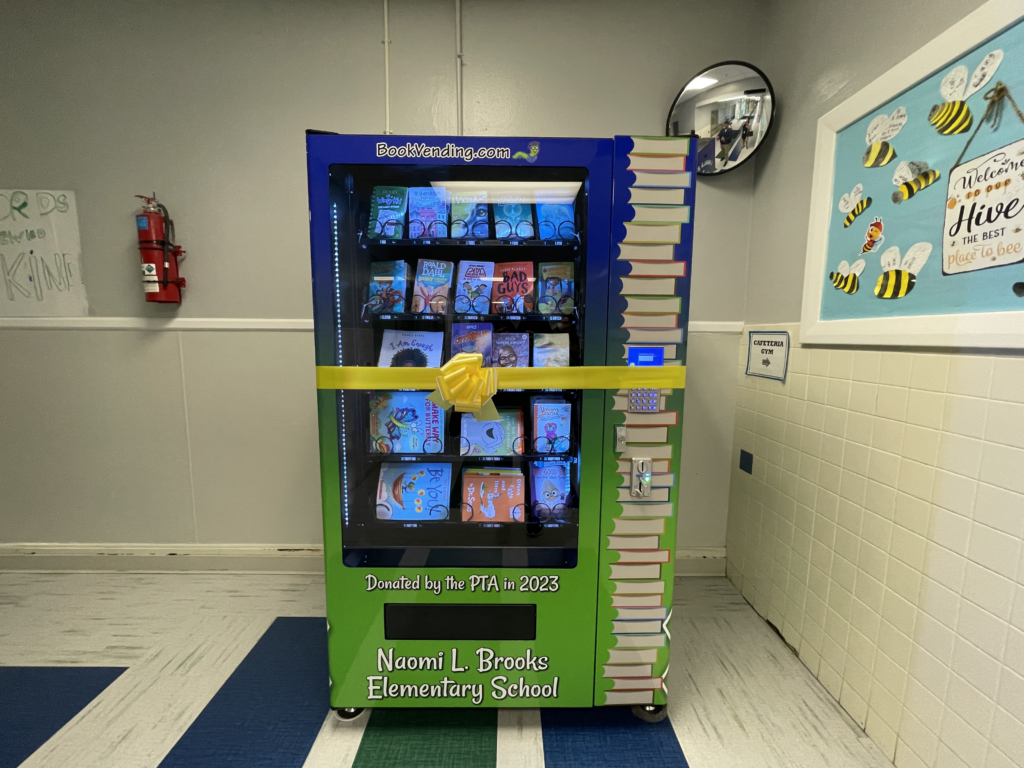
[801, 0, 1024, 348]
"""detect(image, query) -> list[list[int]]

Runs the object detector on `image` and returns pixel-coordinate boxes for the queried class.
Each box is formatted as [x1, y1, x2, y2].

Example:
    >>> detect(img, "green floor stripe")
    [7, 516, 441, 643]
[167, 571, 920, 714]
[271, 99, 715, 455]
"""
[352, 709, 498, 768]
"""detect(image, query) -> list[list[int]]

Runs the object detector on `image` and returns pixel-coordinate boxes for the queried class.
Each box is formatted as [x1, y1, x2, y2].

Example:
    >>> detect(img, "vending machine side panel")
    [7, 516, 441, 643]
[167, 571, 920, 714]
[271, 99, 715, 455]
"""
[594, 135, 697, 708]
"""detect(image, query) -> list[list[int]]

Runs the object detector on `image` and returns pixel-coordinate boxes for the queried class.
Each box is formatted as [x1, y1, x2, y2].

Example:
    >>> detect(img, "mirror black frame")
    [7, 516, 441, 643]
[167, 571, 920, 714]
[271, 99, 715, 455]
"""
[665, 60, 776, 177]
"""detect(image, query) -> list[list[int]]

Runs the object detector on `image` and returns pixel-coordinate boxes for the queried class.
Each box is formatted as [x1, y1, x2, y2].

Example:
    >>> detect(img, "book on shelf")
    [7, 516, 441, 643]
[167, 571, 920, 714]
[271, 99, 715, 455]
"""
[368, 260, 409, 314]
[461, 468, 526, 522]
[378, 329, 444, 368]
[369, 391, 445, 454]
[454, 261, 494, 314]
[493, 196, 534, 239]
[535, 188, 576, 240]
[375, 462, 451, 520]
[450, 191, 488, 239]
[368, 186, 408, 239]
[451, 322, 493, 362]
[531, 398, 571, 452]
[411, 259, 453, 314]
[530, 461, 571, 519]
[537, 262, 574, 314]
[532, 333, 570, 367]
[460, 410, 523, 456]
[492, 333, 530, 368]
[407, 187, 449, 238]
[491, 261, 535, 313]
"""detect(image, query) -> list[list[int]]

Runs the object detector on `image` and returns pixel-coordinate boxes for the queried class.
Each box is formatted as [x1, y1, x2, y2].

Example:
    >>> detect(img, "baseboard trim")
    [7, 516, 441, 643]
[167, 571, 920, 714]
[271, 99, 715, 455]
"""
[674, 547, 727, 576]
[2, 543, 727, 577]
[0, 317, 315, 331]
[0, 317, 744, 334]
[0, 543, 325, 573]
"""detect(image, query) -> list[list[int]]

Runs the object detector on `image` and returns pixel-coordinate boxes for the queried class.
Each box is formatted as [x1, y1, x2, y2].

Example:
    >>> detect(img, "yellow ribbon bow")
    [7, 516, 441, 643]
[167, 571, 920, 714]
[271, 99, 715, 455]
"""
[427, 353, 500, 420]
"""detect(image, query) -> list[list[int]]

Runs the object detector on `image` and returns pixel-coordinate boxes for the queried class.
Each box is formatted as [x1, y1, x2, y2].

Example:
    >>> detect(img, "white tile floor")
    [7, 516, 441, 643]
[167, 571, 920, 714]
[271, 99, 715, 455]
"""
[0, 573, 893, 767]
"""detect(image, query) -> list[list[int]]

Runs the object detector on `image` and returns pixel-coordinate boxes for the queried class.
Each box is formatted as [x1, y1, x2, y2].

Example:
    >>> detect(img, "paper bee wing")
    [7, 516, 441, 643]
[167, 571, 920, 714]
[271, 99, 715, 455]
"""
[940, 65, 968, 102]
[964, 50, 1003, 100]
[892, 160, 929, 185]
[900, 242, 933, 275]
[866, 113, 890, 144]
[877, 107, 907, 141]
[851, 259, 866, 276]
[880, 246, 901, 271]
[838, 183, 863, 213]
[837, 260, 851, 276]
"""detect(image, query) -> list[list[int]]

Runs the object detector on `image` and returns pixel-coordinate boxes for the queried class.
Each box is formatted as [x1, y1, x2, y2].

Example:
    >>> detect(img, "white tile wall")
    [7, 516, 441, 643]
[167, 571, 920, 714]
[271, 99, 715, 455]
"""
[727, 323, 1024, 768]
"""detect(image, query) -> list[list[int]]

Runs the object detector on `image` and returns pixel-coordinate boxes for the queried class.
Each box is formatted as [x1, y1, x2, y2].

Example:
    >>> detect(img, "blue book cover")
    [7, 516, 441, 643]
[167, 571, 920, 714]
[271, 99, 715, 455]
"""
[369, 391, 445, 453]
[376, 463, 451, 520]
[535, 189, 576, 240]
[408, 187, 449, 238]
[451, 322, 493, 362]
[450, 191, 488, 239]
[368, 260, 409, 314]
[492, 333, 529, 367]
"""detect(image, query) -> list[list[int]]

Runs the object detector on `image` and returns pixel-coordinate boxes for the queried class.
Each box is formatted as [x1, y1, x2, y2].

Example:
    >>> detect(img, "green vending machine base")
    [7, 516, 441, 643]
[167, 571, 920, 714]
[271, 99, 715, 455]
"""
[306, 133, 696, 716]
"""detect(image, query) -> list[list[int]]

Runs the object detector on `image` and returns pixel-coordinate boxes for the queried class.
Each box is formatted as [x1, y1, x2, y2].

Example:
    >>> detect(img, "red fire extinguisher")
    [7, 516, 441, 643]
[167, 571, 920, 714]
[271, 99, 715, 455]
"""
[135, 194, 186, 303]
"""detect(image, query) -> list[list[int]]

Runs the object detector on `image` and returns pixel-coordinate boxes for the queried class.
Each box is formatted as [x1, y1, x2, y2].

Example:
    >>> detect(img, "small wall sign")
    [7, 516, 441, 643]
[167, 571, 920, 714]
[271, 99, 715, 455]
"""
[746, 331, 789, 381]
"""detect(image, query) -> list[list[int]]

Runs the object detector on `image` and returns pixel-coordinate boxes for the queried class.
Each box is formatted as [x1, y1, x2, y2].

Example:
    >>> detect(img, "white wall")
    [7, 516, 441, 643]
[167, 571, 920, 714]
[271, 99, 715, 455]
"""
[0, 0, 762, 560]
[723, 1, 1024, 766]
[745, 0, 990, 324]
[728, 326, 1024, 768]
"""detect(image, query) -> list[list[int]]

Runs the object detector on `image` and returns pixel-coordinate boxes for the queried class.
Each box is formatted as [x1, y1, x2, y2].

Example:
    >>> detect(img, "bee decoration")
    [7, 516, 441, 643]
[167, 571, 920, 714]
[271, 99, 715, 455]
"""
[892, 161, 941, 204]
[875, 243, 932, 299]
[863, 107, 907, 167]
[929, 50, 1003, 135]
[838, 183, 872, 227]
[861, 217, 884, 255]
[829, 259, 866, 295]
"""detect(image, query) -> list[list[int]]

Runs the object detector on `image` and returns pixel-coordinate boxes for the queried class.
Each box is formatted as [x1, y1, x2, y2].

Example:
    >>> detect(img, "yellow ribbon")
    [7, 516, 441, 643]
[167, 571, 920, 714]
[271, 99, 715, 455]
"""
[426, 353, 500, 420]
[316, 361, 686, 416]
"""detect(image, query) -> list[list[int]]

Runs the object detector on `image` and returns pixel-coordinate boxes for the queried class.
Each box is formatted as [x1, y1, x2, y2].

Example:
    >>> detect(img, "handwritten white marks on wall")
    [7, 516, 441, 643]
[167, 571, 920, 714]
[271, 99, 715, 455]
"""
[0, 190, 88, 316]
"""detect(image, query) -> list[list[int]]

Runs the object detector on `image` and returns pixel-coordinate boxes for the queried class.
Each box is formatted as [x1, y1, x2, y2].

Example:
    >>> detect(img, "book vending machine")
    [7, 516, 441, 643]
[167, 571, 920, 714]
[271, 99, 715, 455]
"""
[306, 132, 696, 720]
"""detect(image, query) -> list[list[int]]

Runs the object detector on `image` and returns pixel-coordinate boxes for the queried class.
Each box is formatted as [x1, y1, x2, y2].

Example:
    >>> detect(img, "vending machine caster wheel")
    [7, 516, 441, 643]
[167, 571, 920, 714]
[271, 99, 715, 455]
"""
[333, 707, 365, 721]
[632, 704, 668, 723]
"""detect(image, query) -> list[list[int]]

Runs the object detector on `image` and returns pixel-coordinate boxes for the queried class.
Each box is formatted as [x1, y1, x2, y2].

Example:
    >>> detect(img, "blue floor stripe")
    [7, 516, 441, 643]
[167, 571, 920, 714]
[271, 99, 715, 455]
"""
[158, 617, 328, 768]
[0, 666, 126, 768]
[541, 707, 690, 768]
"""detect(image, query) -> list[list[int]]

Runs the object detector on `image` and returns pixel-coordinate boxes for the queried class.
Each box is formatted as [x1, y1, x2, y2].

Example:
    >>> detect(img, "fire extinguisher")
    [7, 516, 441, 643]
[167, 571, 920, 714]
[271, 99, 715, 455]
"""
[135, 194, 186, 303]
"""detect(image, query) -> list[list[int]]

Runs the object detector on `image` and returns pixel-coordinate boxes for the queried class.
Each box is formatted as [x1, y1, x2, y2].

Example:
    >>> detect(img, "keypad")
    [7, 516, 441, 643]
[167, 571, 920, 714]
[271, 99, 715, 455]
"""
[627, 388, 660, 413]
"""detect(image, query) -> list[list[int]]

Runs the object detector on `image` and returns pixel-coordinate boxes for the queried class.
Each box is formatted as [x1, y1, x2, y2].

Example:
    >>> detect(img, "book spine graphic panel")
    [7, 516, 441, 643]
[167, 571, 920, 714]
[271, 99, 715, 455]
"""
[595, 135, 695, 708]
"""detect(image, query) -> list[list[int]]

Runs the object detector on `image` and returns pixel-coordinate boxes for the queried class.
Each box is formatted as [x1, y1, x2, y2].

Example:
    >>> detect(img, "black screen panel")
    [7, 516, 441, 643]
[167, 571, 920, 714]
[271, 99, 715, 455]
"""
[384, 603, 537, 640]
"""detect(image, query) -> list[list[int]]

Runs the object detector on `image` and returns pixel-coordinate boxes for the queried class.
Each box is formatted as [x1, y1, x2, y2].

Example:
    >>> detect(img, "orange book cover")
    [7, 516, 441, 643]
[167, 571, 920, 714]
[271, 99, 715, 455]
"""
[461, 472, 526, 522]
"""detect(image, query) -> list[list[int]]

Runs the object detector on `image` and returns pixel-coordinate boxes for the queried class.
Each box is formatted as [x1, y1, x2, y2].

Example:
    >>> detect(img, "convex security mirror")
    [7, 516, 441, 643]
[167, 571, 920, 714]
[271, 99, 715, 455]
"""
[667, 61, 775, 175]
